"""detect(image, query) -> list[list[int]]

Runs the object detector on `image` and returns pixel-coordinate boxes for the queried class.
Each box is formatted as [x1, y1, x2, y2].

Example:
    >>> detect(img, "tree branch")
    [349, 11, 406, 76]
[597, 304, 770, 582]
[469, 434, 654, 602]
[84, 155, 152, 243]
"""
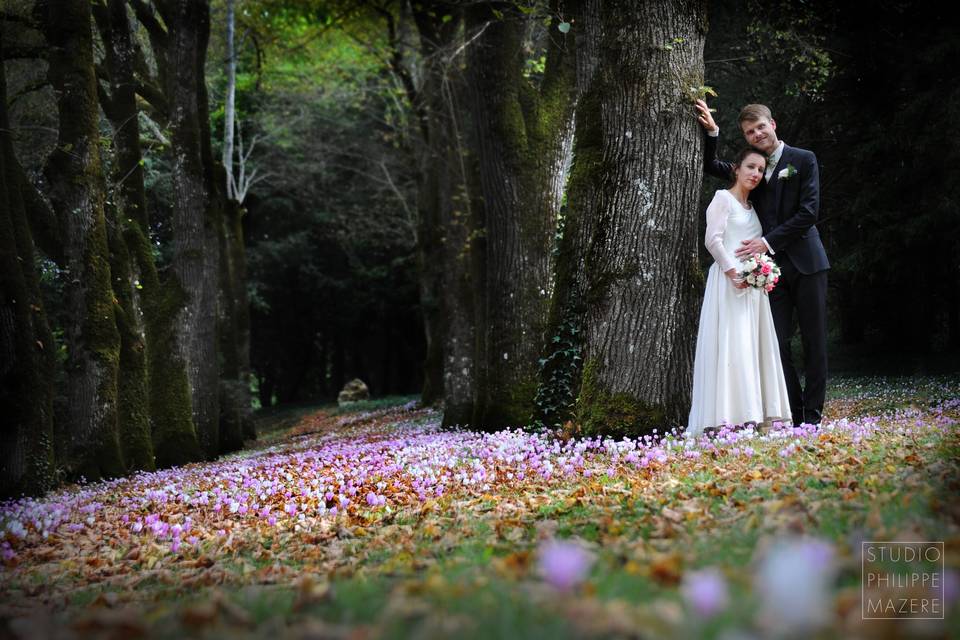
[134, 79, 169, 116]
[129, 0, 169, 54]
[16, 167, 64, 266]
[367, 1, 430, 142]
[1, 44, 46, 60]
[0, 11, 38, 29]
[7, 79, 50, 107]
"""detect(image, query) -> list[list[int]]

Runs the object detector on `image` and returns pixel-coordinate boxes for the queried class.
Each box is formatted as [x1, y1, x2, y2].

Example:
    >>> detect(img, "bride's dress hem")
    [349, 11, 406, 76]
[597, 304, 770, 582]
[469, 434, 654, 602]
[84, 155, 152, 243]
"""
[683, 413, 792, 438]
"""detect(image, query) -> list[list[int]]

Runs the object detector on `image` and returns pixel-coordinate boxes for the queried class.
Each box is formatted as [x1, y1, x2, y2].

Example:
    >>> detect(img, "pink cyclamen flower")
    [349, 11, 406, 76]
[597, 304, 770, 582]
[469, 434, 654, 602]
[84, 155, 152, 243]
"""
[681, 568, 729, 618]
[941, 569, 958, 604]
[538, 539, 594, 591]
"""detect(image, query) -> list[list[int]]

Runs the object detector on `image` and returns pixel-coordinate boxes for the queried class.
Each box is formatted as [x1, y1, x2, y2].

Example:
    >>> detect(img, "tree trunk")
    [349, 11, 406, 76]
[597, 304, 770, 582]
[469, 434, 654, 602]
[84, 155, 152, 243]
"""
[218, 0, 254, 445]
[553, 0, 706, 437]
[93, 0, 201, 469]
[405, 4, 475, 422]
[465, 1, 579, 429]
[218, 193, 246, 452]
[94, 0, 151, 472]
[222, 0, 237, 199]
[440, 57, 482, 427]
[104, 210, 155, 471]
[0, 35, 56, 497]
[40, 0, 126, 480]
[157, 0, 221, 459]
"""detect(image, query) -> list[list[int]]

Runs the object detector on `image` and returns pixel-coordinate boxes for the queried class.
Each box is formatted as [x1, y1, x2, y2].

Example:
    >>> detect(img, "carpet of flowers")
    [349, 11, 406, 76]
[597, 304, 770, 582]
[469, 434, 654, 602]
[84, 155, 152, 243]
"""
[1, 377, 958, 639]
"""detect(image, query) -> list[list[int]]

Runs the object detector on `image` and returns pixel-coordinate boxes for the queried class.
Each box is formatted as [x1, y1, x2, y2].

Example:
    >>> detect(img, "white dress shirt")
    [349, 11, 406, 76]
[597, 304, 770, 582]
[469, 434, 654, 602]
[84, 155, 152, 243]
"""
[764, 141, 786, 182]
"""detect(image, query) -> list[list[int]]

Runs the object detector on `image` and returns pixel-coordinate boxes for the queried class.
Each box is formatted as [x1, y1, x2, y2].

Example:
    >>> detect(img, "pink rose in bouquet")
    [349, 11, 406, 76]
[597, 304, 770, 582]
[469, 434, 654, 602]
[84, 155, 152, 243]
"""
[738, 253, 781, 293]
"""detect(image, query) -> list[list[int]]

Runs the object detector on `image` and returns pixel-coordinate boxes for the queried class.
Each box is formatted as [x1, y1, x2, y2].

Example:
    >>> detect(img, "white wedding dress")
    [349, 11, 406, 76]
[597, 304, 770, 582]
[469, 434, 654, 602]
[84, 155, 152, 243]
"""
[686, 189, 792, 436]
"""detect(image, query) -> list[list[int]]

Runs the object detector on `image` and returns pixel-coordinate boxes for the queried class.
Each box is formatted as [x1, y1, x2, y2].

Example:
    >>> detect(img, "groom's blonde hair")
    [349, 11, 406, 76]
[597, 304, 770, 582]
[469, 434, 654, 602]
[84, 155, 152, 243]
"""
[739, 104, 773, 124]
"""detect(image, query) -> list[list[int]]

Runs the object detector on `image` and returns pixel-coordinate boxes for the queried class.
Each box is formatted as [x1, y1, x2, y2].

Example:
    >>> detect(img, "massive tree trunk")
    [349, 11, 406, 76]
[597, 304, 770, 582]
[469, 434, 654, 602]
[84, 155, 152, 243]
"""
[406, 5, 477, 425]
[93, 0, 153, 472]
[39, 0, 126, 480]
[0, 34, 57, 497]
[551, 0, 706, 437]
[464, 1, 579, 430]
[150, 0, 221, 459]
[93, 0, 200, 469]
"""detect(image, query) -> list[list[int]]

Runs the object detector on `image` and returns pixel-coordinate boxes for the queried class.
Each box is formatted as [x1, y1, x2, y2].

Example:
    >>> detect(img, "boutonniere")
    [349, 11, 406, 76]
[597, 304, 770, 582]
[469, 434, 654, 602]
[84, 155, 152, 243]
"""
[778, 164, 798, 180]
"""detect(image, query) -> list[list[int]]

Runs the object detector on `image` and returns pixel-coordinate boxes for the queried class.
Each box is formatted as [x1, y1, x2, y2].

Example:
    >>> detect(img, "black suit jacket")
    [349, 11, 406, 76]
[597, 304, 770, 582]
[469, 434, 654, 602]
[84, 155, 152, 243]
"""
[704, 133, 830, 275]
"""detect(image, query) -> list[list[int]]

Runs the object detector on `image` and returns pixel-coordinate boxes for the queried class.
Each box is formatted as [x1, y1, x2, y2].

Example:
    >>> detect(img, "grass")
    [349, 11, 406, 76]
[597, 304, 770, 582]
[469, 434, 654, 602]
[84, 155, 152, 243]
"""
[0, 376, 957, 639]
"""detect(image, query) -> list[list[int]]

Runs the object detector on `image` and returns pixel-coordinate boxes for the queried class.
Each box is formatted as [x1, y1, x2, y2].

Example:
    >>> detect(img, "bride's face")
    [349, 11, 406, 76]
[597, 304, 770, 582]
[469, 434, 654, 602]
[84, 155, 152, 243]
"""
[735, 153, 766, 191]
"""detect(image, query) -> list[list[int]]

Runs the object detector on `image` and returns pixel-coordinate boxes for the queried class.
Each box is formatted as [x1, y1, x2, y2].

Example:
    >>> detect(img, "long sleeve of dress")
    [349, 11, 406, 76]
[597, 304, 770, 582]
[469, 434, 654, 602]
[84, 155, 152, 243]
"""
[704, 191, 738, 274]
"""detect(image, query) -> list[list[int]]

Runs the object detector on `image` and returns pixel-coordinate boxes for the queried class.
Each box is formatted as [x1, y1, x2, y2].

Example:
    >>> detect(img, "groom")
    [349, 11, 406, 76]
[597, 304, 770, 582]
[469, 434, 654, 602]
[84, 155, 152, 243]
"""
[695, 99, 830, 425]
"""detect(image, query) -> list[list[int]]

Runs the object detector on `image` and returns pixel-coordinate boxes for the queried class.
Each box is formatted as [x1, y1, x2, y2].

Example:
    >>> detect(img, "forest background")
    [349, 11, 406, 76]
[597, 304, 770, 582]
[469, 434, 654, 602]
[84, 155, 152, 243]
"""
[1, 0, 957, 499]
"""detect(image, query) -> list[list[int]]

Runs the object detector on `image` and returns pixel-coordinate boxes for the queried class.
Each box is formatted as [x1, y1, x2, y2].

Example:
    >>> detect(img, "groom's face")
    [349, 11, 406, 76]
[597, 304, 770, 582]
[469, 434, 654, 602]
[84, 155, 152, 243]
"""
[740, 117, 778, 154]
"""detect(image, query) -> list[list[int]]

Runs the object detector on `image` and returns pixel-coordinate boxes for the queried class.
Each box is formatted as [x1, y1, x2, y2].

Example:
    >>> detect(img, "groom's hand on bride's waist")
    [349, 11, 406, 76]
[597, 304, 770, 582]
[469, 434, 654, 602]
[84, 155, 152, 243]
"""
[735, 238, 769, 259]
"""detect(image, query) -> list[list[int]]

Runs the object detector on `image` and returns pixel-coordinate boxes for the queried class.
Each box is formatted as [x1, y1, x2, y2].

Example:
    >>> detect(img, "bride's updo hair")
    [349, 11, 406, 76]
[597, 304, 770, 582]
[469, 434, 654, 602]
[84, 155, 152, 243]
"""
[729, 147, 767, 186]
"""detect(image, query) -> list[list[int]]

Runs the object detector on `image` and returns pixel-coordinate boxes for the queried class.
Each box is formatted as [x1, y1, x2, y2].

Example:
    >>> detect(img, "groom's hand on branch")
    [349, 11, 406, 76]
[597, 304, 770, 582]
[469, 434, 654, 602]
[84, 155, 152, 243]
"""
[695, 99, 718, 133]
[735, 238, 768, 259]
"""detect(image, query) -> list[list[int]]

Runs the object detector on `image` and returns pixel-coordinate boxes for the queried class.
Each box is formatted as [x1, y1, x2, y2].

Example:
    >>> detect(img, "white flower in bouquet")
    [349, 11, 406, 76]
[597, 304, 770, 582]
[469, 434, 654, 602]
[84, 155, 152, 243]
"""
[738, 253, 781, 293]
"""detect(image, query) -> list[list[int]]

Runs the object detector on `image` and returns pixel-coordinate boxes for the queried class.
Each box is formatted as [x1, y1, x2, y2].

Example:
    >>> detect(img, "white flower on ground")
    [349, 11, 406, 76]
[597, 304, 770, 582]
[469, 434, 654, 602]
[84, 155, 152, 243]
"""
[754, 536, 837, 632]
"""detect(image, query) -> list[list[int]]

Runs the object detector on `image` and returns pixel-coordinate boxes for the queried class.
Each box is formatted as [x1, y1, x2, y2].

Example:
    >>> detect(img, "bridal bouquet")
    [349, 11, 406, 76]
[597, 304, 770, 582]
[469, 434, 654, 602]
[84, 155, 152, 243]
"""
[739, 253, 780, 293]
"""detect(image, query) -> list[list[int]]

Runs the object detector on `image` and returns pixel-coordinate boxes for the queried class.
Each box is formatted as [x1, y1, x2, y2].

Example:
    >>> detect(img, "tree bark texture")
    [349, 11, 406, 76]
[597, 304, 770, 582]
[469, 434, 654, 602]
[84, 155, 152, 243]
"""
[218, 192, 249, 453]
[407, 4, 476, 424]
[464, 1, 579, 430]
[40, 0, 126, 480]
[155, 0, 221, 459]
[93, 0, 154, 472]
[93, 0, 201, 469]
[0, 33, 56, 497]
[556, 0, 706, 437]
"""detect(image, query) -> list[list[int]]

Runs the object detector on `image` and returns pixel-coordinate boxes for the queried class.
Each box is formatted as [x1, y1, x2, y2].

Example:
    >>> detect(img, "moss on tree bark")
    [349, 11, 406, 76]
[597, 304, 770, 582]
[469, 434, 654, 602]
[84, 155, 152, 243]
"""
[41, 0, 126, 480]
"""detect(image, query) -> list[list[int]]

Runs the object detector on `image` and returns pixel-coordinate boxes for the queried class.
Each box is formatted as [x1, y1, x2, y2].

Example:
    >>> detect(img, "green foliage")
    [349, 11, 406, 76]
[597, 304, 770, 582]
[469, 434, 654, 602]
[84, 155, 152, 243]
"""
[532, 300, 581, 429]
[217, 9, 424, 403]
[743, 0, 836, 99]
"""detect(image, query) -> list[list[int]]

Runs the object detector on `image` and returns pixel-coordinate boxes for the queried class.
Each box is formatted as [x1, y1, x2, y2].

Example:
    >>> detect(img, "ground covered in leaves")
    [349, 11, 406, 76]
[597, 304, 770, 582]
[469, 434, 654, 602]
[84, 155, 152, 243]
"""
[2, 377, 959, 639]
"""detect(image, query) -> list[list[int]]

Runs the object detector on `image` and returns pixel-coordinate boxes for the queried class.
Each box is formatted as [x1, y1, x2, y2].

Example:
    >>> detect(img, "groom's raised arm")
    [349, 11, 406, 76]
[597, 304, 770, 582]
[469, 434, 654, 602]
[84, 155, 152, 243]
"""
[703, 131, 734, 182]
[695, 99, 733, 182]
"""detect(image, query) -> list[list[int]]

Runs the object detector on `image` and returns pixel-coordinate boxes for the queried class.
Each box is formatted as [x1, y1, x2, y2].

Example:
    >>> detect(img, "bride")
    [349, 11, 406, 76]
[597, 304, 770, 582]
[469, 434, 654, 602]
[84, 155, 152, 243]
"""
[687, 148, 792, 437]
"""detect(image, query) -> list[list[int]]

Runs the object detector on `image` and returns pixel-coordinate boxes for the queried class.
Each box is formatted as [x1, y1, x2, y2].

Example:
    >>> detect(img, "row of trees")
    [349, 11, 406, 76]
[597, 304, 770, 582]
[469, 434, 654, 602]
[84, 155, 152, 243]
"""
[3, 0, 712, 499]
[332, 0, 709, 434]
[1, 0, 253, 498]
[24, 0, 951, 497]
